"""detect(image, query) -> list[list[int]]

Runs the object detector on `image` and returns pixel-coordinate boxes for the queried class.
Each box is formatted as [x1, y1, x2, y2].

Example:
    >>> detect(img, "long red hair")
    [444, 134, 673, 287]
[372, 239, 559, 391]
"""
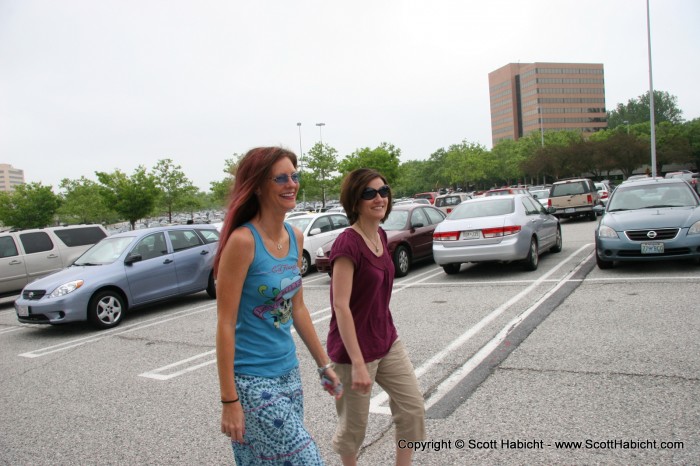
[214, 147, 298, 276]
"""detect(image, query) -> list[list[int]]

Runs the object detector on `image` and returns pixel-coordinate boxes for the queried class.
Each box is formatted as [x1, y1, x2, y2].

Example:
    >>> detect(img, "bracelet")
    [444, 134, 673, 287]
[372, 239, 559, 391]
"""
[221, 397, 239, 404]
[317, 361, 335, 376]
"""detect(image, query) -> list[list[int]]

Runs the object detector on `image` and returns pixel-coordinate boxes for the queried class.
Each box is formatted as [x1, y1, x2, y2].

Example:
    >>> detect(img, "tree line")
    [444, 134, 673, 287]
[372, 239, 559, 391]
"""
[1, 90, 698, 229]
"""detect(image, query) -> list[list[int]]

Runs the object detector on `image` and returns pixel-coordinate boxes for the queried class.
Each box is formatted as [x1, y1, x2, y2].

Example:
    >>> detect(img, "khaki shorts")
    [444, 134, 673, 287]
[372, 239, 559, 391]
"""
[332, 339, 426, 455]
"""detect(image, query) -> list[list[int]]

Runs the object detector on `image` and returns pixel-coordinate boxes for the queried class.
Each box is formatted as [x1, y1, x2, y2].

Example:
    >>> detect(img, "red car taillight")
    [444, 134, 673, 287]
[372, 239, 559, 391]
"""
[587, 194, 593, 203]
[481, 225, 521, 238]
[434, 231, 460, 241]
[547, 199, 552, 207]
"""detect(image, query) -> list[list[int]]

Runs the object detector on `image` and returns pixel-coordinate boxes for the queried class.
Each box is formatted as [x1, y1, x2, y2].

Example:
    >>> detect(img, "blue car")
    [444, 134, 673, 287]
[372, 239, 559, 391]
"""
[15, 225, 219, 329]
[594, 178, 700, 269]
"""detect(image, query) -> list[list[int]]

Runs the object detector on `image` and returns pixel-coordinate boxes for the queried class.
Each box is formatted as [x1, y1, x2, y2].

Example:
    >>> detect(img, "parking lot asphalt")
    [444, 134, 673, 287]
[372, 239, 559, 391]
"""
[1, 218, 698, 465]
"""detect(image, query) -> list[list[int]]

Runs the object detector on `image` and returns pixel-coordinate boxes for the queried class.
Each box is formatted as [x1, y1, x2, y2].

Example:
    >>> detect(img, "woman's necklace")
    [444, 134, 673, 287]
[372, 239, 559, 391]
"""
[357, 224, 380, 253]
[258, 223, 284, 250]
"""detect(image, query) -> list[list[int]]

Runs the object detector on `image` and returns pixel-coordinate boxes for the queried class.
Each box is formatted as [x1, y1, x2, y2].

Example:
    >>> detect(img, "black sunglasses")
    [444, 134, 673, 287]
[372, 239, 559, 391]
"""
[270, 172, 300, 185]
[361, 185, 390, 200]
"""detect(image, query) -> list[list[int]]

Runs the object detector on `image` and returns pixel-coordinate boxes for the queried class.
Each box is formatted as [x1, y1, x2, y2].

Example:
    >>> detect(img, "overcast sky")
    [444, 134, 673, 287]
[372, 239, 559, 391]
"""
[1, 0, 699, 191]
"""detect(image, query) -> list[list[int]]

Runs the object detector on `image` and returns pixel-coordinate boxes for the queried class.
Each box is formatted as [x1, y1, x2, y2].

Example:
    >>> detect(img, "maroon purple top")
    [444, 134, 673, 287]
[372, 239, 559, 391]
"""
[327, 227, 398, 364]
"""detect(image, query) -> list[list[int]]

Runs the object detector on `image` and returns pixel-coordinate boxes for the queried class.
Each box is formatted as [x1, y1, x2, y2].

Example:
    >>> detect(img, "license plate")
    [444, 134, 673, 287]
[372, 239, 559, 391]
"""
[462, 230, 480, 240]
[641, 242, 664, 254]
[16, 304, 29, 317]
[565, 208, 576, 213]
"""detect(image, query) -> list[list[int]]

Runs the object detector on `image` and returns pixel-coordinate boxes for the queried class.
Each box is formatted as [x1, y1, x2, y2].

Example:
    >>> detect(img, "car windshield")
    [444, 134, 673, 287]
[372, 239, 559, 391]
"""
[74, 237, 135, 265]
[381, 210, 408, 231]
[530, 189, 549, 199]
[608, 184, 697, 211]
[449, 198, 514, 219]
[286, 217, 312, 231]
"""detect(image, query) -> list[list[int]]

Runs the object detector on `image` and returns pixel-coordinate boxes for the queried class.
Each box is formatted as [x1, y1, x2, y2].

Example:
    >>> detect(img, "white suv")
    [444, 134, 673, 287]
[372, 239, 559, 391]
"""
[0, 225, 108, 298]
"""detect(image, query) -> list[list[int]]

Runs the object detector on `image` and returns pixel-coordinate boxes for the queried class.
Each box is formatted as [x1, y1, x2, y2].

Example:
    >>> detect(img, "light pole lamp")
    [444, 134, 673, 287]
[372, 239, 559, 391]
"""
[623, 120, 630, 134]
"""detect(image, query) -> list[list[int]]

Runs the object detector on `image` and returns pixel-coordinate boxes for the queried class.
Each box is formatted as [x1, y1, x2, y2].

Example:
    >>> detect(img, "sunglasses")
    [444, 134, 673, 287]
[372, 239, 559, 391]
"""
[361, 185, 390, 200]
[270, 172, 300, 185]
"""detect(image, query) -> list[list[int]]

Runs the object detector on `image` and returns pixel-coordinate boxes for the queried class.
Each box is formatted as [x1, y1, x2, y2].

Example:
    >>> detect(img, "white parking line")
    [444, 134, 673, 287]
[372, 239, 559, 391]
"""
[423, 250, 593, 412]
[139, 266, 446, 380]
[18, 302, 216, 358]
[0, 326, 24, 335]
[369, 243, 593, 414]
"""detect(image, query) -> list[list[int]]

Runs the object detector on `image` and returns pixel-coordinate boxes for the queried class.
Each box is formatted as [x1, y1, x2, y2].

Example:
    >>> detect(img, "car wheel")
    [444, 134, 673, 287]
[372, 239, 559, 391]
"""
[88, 290, 126, 329]
[300, 251, 310, 276]
[588, 211, 597, 221]
[596, 249, 614, 269]
[206, 272, 216, 299]
[393, 245, 410, 277]
[523, 238, 539, 271]
[442, 263, 461, 275]
[550, 226, 563, 253]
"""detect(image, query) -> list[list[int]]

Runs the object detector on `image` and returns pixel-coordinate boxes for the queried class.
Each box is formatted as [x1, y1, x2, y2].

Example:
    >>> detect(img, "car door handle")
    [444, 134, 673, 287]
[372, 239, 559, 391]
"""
[9, 260, 22, 265]
[200, 250, 209, 255]
[163, 259, 174, 264]
[47, 254, 59, 259]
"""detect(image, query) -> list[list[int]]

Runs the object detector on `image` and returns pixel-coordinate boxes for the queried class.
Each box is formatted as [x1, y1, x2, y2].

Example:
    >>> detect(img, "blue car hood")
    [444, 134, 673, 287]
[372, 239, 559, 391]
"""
[603, 207, 700, 231]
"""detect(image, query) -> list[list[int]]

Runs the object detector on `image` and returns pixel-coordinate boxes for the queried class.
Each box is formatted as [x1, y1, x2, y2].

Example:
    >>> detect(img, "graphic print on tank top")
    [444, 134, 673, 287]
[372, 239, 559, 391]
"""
[252, 265, 302, 328]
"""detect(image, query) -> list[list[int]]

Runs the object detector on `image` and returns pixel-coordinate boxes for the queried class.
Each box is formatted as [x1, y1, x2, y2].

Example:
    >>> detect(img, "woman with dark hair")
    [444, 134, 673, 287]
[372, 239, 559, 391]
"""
[327, 168, 425, 466]
[215, 146, 342, 465]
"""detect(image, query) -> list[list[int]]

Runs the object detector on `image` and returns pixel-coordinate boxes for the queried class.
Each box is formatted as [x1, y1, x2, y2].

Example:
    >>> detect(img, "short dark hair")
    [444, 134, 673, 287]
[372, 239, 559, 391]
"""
[340, 168, 392, 225]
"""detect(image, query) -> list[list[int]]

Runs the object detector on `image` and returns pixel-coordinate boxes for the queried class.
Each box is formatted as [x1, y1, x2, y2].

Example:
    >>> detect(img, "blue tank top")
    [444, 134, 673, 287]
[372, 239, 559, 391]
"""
[234, 222, 301, 377]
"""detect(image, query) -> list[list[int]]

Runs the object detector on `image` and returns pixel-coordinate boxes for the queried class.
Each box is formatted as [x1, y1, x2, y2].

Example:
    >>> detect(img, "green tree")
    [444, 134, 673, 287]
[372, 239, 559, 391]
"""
[0, 182, 61, 229]
[394, 160, 434, 197]
[57, 177, 118, 225]
[209, 156, 239, 207]
[607, 90, 684, 129]
[338, 142, 401, 184]
[304, 142, 339, 207]
[96, 166, 159, 230]
[683, 118, 700, 170]
[152, 158, 197, 223]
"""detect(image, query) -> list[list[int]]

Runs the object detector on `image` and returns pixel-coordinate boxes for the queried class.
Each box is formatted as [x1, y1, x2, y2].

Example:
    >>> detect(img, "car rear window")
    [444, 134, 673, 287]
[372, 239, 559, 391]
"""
[53, 226, 108, 247]
[435, 196, 462, 207]
[450, 199, 514, 219]
[551, 182, 588, 196]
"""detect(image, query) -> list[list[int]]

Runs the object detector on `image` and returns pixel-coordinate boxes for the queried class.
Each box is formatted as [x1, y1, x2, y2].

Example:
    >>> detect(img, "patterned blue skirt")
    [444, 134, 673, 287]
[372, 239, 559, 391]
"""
[232, 366, 325, 465]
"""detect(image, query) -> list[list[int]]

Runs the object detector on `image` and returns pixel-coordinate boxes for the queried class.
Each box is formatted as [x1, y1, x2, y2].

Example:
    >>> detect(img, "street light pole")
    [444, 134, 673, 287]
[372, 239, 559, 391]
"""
[646, 0, 657, 177]
[315, 123, 326, 207]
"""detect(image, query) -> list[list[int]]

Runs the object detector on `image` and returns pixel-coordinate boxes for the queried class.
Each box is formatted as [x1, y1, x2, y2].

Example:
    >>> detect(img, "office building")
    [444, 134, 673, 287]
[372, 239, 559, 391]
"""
[489, 62, 607, 145]
[0, 164, 25, 192]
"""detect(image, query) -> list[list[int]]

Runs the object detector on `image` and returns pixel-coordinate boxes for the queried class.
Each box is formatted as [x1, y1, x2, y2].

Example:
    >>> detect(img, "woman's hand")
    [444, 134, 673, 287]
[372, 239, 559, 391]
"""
[350, 362, 372, 394]
[221, 402, 245, 443]
[321, 367, 344, 399]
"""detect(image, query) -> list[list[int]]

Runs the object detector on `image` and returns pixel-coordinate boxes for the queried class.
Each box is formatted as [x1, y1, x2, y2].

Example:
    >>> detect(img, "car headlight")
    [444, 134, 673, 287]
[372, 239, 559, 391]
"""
[689, 221, 700, 235]
[49, 280, 85, 298]
[316, 247, 325, 258]
[598, 225, 619, 239]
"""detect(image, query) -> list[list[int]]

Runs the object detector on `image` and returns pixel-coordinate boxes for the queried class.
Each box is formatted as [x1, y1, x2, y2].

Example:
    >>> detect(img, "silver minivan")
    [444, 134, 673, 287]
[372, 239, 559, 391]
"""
[0, 225, 108, 298]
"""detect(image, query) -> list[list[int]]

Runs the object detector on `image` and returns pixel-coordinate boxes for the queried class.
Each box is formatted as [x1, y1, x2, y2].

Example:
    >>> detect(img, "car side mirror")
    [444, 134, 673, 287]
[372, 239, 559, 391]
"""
[309, 228, 322, 236]
[412, 222, 424, 229]
[125, 253, 142, 265]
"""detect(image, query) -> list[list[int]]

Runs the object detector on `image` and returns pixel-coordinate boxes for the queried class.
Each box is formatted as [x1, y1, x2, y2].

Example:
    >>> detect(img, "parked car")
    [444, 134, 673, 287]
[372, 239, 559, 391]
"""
[595, 182, 613, 206]
[529, 188, 550, 208]
[394, 198, 431, 206]
[433, 194, 562, 274]
[624, 174, 651, 183]
[594, 177, 700, 269]
[548, 178, 599, 221]
[484, 187, 529, 196]
[434, 192, 472, 215]
[1, 224, 109, 298]
[315, 204, 446, 277]
[14, 225, 219, 329]
[413, 192, 439, 205]
[285, 212, 349, 276]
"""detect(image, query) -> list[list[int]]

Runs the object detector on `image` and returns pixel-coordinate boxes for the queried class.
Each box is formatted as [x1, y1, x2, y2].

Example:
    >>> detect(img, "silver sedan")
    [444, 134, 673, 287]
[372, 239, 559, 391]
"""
[433, 194, 562, 274]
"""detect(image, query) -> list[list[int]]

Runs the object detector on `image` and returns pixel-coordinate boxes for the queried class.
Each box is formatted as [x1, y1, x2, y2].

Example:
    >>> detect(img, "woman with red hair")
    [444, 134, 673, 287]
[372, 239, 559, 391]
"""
[215, 147, 342, 465]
